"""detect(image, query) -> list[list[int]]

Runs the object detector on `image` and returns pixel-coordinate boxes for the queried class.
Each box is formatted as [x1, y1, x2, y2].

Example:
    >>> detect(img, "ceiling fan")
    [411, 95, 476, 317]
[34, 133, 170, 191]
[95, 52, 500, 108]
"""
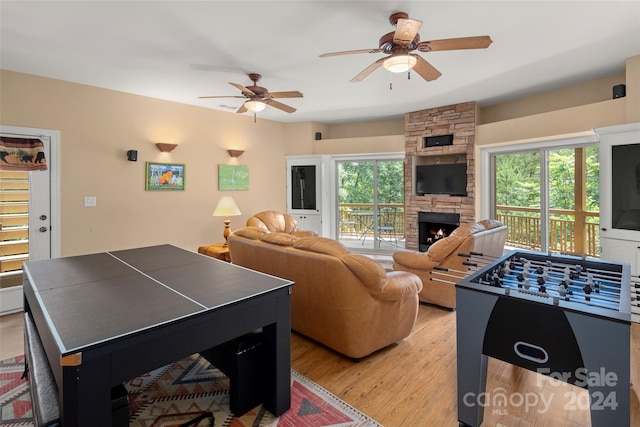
[198, 73, 303, 114]
[319, 11, 492, 83]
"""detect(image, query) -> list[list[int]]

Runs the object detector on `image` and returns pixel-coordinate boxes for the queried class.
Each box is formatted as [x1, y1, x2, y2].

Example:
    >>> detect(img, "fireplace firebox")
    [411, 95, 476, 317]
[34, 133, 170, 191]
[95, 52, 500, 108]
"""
[419, 212, 460, 252]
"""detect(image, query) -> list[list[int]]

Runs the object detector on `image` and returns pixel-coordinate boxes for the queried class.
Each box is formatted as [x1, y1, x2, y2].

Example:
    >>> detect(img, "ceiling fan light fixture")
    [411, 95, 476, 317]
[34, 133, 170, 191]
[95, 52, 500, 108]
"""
[383, 54, 417, 73]
[244, 100, 266, 112]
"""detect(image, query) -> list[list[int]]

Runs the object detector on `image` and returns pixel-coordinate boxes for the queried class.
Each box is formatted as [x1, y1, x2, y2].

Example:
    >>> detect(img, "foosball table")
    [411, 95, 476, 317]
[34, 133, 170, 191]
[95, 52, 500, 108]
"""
[455, 250, 631, 427]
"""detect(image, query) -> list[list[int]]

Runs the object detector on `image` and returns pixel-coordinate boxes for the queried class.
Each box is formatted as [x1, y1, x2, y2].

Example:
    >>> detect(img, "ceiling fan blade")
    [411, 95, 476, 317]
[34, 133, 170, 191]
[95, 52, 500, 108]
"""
[236, 103, 248, 114]
[198, 95, 245, 99]
[350, 58, 385, 82]
[411, 55, 442, 81]
[265, 99, 296, 113]
[229, 82, 256, 96]
[393, 18, 422, 45]
[320, 48, 382, 58]
[417, 36, 493, 52]
[267, 91, 303, 99]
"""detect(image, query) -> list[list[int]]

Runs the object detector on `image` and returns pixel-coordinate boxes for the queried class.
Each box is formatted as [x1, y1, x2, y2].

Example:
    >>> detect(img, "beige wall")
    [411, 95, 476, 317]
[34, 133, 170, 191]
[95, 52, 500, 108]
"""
[1, 70, 291, 256]
[476, 55, 639, 146]
[312, 135, 405, 155]
[322, 119, 405, 139]
[479, 72, 626, 125]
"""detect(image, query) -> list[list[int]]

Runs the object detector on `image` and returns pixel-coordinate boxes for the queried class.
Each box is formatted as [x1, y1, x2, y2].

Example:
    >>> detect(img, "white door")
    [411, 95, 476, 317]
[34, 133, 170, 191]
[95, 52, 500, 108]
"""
[0, 125, 60, 315]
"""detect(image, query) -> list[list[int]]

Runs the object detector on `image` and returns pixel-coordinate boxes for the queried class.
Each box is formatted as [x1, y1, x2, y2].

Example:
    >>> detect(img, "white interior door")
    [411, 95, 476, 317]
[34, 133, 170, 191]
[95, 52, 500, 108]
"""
[0, 125, 60, 315]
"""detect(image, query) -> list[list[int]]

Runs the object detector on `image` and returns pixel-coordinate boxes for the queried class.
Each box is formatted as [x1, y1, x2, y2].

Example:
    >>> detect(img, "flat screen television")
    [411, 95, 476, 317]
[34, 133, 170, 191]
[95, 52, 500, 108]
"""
[416, 163, 467, 196]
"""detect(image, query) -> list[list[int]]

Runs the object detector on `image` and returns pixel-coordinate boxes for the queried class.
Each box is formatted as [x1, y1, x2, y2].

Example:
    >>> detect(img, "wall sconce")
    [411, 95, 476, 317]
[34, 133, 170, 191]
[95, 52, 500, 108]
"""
[156, 143, 177, 152]
[227, 149, 245, 158]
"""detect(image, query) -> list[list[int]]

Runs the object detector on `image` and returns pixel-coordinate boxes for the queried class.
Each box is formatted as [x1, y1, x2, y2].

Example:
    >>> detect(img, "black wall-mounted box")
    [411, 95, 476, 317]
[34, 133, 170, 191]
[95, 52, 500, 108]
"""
[613, 84, 626, 99]
[126, 150, 138, 161]
[424, 134, 454, 148]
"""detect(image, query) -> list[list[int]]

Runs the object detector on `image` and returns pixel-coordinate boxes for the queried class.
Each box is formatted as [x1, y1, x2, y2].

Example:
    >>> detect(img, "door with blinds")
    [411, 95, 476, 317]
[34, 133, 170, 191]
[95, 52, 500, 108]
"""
[0, 126, 57, 315]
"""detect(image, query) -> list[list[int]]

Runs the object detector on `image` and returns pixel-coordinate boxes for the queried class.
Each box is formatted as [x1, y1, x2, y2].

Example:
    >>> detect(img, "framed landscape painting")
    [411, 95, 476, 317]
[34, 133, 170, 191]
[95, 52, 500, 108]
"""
[219, 164, 249, 190]
[146, 162, 185, 191]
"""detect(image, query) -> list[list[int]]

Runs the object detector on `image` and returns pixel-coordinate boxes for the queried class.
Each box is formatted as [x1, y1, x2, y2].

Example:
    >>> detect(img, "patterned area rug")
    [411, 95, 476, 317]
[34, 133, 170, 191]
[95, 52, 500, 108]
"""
[0, 354, 381, 427]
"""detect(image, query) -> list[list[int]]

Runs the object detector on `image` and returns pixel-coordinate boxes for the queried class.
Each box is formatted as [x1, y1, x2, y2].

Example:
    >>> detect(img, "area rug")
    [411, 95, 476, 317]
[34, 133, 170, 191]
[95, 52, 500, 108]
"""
[1, 354, 381, 427]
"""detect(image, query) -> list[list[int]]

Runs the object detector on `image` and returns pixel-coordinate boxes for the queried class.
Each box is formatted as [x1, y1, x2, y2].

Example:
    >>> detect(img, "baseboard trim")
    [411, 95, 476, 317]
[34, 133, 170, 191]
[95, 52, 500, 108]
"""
[0, 286, 23, 316]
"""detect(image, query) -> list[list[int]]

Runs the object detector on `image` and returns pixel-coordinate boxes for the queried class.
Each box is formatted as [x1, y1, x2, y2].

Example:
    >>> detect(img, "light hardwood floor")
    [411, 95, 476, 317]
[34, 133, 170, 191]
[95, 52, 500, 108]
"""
[2, 307, 638, 426]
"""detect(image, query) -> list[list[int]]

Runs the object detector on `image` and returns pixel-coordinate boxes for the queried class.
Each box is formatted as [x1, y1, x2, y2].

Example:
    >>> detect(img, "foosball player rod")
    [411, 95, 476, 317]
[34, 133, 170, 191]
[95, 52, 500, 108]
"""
[430, 277, 458, 285]
[457, 253, 495, 269]
[458, 252, 499, 262]
[432, 265, 473, 276]
[430, 270, 467, 281]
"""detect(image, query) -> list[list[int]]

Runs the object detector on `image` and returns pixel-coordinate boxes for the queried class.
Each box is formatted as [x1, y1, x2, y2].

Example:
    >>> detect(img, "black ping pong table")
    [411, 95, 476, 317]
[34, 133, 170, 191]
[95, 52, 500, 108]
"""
[23, 244, 293, 426]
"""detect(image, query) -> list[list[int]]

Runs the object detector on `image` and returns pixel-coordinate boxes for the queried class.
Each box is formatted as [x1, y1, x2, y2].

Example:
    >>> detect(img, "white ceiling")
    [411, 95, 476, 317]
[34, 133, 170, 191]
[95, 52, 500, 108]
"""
[1, 1, 639, 124]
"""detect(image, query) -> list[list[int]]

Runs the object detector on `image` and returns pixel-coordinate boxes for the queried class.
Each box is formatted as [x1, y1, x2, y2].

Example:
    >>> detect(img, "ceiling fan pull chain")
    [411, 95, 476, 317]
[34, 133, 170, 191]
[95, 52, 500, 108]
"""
[254, 112, 257, 123]
[389, 72, 393, 90]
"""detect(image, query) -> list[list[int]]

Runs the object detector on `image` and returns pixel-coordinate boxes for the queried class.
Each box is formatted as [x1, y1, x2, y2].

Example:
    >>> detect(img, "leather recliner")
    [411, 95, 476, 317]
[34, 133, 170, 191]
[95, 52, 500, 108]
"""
[392, 219, 507, 309]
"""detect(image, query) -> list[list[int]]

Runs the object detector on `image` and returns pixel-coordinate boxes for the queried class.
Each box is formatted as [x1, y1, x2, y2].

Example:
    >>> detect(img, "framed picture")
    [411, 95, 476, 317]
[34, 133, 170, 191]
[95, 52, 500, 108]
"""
[145, 162, 185, 191]
[219, 164, 249, 190]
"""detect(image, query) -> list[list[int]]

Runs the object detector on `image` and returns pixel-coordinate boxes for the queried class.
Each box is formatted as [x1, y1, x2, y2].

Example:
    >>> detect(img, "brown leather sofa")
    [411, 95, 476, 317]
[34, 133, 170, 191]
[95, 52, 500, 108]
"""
[392, 219, 507, 309]
[246, 210, 317, 237]
[228, 227, 423, 359]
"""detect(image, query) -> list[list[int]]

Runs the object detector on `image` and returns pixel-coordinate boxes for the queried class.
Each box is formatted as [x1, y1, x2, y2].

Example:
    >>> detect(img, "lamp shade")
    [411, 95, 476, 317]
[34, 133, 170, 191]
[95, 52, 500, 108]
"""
[213, 196, 241, 217]
[383, 54, 417, 73]
[244, 100, 266, 112]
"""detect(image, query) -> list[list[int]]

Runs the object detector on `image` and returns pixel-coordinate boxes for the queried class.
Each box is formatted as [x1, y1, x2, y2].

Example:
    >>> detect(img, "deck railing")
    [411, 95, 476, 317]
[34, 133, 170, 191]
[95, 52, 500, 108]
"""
[496, 205, 600, 258]
[338, 203, 600, 257]
[338, 203, 405, 239]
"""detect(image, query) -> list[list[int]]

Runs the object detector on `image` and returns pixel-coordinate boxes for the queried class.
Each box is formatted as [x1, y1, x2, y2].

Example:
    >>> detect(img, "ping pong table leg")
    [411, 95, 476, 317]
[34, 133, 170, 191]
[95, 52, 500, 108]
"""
[61, 353, 115, 427]
[261, 291, 292, 416]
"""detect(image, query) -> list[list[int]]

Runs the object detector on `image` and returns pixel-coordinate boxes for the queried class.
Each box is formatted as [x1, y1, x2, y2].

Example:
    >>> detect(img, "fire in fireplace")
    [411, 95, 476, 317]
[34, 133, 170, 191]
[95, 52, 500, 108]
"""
[418, 212, 460, 252]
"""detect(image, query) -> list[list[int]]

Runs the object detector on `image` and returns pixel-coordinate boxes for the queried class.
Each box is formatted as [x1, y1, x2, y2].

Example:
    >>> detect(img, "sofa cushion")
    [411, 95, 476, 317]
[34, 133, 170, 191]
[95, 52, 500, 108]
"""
[340, 253, 386, 290]
[247, 211, 299, 233]
[293, 236, 350, 256]
[260, 232, 298, 246]
[291, 230, 319, 237]
[233, 226, 268, 240]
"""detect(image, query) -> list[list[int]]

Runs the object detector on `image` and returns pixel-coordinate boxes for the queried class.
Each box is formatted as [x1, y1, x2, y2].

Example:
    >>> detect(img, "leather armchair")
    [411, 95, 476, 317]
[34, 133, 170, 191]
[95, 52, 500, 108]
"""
[393, 219, 507, 309]
[246, 210, 317, 237]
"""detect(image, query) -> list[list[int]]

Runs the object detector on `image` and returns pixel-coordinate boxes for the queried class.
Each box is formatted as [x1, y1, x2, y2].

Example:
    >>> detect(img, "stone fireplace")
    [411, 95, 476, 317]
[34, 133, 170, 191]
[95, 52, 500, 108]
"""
[403, 101, 477, 251]
[418, 212, 460, 252]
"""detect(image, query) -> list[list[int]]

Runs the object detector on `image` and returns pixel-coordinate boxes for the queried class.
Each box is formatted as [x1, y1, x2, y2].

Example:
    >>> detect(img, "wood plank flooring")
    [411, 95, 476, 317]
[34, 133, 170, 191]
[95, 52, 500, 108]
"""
[2, 306, 638, 426]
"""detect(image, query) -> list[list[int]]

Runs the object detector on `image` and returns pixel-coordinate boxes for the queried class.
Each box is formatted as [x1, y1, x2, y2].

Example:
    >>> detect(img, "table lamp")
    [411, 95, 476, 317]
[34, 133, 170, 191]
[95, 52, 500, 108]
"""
[213, 196, 242, 246]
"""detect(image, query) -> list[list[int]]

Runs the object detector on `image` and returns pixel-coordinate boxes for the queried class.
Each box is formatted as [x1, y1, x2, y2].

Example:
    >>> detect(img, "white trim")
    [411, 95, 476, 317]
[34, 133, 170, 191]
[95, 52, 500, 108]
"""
[0, 286, 24, 316]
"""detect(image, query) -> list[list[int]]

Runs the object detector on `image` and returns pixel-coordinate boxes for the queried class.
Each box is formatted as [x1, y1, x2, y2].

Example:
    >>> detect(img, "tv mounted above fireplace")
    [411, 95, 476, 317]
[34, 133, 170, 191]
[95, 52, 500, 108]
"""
[416, 163, 467, 196]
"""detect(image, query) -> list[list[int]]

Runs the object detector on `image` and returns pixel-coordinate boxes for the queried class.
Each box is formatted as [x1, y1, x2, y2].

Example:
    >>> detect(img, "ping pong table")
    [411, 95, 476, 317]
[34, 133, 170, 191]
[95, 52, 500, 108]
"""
[23, 244, 293, 426]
